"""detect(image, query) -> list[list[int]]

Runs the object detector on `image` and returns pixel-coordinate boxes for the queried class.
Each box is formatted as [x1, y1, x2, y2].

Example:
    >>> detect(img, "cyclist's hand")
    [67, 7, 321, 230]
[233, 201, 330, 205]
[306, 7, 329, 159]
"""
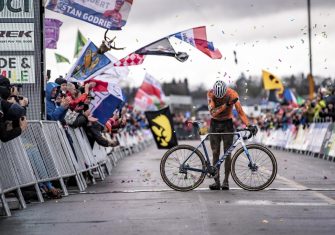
[248, 125, 258, 136]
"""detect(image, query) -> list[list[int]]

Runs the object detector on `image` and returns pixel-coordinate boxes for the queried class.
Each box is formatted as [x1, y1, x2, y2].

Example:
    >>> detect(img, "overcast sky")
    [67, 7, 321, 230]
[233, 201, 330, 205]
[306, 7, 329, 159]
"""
[45, 0, 335, 89]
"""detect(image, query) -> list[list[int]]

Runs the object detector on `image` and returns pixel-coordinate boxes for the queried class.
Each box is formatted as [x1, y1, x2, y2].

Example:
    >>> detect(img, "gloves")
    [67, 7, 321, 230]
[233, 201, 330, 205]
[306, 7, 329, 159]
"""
[248, 125, 258, 136]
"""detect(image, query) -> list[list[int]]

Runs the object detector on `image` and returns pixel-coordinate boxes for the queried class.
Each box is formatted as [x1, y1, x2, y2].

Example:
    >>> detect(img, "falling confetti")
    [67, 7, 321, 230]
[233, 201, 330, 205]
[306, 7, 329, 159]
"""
[224, 72, 227, 77]
[273, 36, 277, 39]
[321, 32, 328, 38]
[222, 30, 225, 34]
[278, 59, 282, 62]
[210, 24, 214, 27]
[136, 38, 139, 42]
[301, 39, 304, 43]
[290, 45, 294, 49]
[262, 220, 269, 224]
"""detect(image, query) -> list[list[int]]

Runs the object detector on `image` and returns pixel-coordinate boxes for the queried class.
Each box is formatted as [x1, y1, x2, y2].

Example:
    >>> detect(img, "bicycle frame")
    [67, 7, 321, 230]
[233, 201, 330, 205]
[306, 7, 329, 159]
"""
[182, 132, 254, 174]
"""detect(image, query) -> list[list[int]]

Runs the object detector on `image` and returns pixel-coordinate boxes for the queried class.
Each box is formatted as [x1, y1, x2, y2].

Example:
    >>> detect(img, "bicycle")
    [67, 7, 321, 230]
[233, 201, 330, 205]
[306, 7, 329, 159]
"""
[160, 121, 277, 191]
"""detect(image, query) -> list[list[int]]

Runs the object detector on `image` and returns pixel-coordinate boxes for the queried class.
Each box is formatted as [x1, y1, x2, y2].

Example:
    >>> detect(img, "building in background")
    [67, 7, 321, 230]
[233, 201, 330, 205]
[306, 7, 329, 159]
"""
[162, 78, 192, 114]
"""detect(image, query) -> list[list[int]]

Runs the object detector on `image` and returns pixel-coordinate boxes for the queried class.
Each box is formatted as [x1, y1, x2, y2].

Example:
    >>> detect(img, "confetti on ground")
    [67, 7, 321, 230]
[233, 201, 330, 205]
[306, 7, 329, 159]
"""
[290, 18, 295, 21]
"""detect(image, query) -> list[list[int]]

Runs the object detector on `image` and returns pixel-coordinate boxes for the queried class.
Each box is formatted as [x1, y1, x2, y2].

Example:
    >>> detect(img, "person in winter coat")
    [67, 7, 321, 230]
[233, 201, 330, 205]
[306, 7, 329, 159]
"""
[46, 82, 70, 121]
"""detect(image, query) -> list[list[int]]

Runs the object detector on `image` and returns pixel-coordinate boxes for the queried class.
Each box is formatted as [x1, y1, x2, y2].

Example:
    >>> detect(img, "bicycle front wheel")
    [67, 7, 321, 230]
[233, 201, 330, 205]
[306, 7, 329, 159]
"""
[231, 144, 277, 191]
[160, 145, 206, 192]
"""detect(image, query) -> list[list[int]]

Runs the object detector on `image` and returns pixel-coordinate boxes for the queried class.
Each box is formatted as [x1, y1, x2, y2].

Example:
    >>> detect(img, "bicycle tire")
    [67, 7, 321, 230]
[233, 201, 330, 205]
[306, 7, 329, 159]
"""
[231, 144, 277, 191]
[160, 144, 206, 192]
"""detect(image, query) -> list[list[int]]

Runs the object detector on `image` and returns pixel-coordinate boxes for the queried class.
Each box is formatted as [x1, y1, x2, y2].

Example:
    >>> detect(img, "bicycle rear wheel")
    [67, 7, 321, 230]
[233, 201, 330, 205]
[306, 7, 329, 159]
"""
[231, 144, 277, 191]
[160, 145, 206, 192]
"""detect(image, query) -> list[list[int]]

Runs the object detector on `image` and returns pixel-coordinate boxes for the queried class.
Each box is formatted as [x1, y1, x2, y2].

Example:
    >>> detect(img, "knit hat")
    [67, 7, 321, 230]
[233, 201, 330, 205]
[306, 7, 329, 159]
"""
[5, 103, 26, 120]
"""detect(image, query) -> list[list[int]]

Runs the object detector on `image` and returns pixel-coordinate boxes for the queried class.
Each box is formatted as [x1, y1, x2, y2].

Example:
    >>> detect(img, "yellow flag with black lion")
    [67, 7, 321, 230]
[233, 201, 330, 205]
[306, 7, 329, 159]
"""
[145, 106, 178, 149]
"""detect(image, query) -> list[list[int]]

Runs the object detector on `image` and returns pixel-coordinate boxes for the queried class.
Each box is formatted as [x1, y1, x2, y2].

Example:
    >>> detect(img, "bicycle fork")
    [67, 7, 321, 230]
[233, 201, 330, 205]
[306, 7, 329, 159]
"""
[241, 142, 258, 171]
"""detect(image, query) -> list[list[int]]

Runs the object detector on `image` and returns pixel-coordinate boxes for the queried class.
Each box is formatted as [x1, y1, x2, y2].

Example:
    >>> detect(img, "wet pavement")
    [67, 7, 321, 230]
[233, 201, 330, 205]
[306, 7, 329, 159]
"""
[1, 140, 335, 235]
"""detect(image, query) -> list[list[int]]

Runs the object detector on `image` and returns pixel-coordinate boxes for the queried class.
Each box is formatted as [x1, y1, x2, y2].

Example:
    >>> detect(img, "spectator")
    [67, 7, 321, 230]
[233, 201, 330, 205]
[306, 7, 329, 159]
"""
[46, 82, 70, 121]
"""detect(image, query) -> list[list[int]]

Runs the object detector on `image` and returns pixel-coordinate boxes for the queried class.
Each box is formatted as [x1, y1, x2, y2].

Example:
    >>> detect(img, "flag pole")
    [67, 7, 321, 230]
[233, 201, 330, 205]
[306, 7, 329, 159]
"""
[307, 0, 315, 100]
[307, 0, 313, 76]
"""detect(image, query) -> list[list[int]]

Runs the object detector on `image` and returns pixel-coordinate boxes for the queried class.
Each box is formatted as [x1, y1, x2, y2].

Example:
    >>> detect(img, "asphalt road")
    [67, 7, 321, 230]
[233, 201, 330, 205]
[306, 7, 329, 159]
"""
[1, 140, 335, 235]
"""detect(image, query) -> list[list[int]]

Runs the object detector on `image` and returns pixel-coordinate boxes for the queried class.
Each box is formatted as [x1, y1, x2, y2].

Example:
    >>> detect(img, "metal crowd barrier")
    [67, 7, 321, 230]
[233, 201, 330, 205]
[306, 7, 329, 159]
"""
[1, 121, 154, 216]
[257, 122, 335, 162]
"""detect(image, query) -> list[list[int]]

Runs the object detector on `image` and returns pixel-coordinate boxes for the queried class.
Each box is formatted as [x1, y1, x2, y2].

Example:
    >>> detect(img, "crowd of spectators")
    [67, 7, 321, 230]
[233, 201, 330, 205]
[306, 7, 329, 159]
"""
[253, 88, 335, 131]
[1, 75, 149, 199]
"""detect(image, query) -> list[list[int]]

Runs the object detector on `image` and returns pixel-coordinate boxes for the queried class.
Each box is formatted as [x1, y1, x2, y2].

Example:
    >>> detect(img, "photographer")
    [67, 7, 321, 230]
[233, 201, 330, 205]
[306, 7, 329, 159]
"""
[0, 75, 28, 142]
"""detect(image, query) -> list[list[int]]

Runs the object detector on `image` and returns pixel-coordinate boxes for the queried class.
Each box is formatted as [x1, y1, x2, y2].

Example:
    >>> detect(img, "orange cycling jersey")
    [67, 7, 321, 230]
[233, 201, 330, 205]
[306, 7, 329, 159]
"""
[207, 87, 249, 126]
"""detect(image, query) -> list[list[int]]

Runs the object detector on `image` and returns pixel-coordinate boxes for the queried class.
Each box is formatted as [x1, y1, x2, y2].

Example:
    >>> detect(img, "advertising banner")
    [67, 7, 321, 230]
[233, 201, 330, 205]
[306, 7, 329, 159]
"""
[0, 55, 35, 83]
[0, 23, 34, 51]
[0, 0, 34, 18]
[46, 0, 133, 30]
[0, 0, 37, 84]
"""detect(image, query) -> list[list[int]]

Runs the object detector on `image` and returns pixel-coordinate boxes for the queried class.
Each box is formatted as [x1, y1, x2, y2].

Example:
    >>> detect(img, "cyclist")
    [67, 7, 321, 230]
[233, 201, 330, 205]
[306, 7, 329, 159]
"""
[207, 80, 257, 190]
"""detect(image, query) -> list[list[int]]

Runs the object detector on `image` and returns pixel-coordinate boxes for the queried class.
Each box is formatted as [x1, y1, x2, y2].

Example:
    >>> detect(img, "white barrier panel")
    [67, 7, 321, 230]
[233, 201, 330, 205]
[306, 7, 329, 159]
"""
[258, 123, 334, 157]
[1, 122, 154, 217]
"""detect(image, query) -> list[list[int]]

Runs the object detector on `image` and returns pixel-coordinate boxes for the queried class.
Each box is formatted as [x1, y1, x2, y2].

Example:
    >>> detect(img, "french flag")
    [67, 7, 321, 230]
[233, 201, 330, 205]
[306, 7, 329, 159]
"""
[172, 26, 222, 59]
[283, 89, 298, 107]
[86, 79, 124, 125]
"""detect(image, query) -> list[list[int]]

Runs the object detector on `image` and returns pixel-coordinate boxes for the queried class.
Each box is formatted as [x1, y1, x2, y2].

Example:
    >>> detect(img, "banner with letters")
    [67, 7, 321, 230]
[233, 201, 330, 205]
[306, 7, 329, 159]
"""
[0, 0, 37, 84]
[46, 0, 134, 30]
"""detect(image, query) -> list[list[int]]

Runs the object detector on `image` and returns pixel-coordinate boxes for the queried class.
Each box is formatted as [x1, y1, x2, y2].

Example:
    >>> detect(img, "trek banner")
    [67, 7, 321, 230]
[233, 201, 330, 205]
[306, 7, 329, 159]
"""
[46, 0, 133, 30]
[145, 106, 178, 149]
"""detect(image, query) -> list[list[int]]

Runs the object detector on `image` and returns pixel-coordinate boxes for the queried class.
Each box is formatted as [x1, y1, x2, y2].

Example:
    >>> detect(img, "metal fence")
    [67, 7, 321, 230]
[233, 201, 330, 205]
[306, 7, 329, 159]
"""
[0, 121, 153, 216]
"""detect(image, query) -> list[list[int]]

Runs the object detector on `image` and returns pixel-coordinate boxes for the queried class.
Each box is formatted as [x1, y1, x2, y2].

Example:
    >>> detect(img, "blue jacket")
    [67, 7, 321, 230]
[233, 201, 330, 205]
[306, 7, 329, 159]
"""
[46, 82, 67, 121]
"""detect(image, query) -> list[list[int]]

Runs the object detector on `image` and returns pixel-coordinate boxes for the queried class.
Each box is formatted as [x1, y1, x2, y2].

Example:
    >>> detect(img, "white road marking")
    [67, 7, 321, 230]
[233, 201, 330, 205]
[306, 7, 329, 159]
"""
[74, 187, 335, 194]
[275, 174, 335, 205]
[233, 200, 330, 206]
